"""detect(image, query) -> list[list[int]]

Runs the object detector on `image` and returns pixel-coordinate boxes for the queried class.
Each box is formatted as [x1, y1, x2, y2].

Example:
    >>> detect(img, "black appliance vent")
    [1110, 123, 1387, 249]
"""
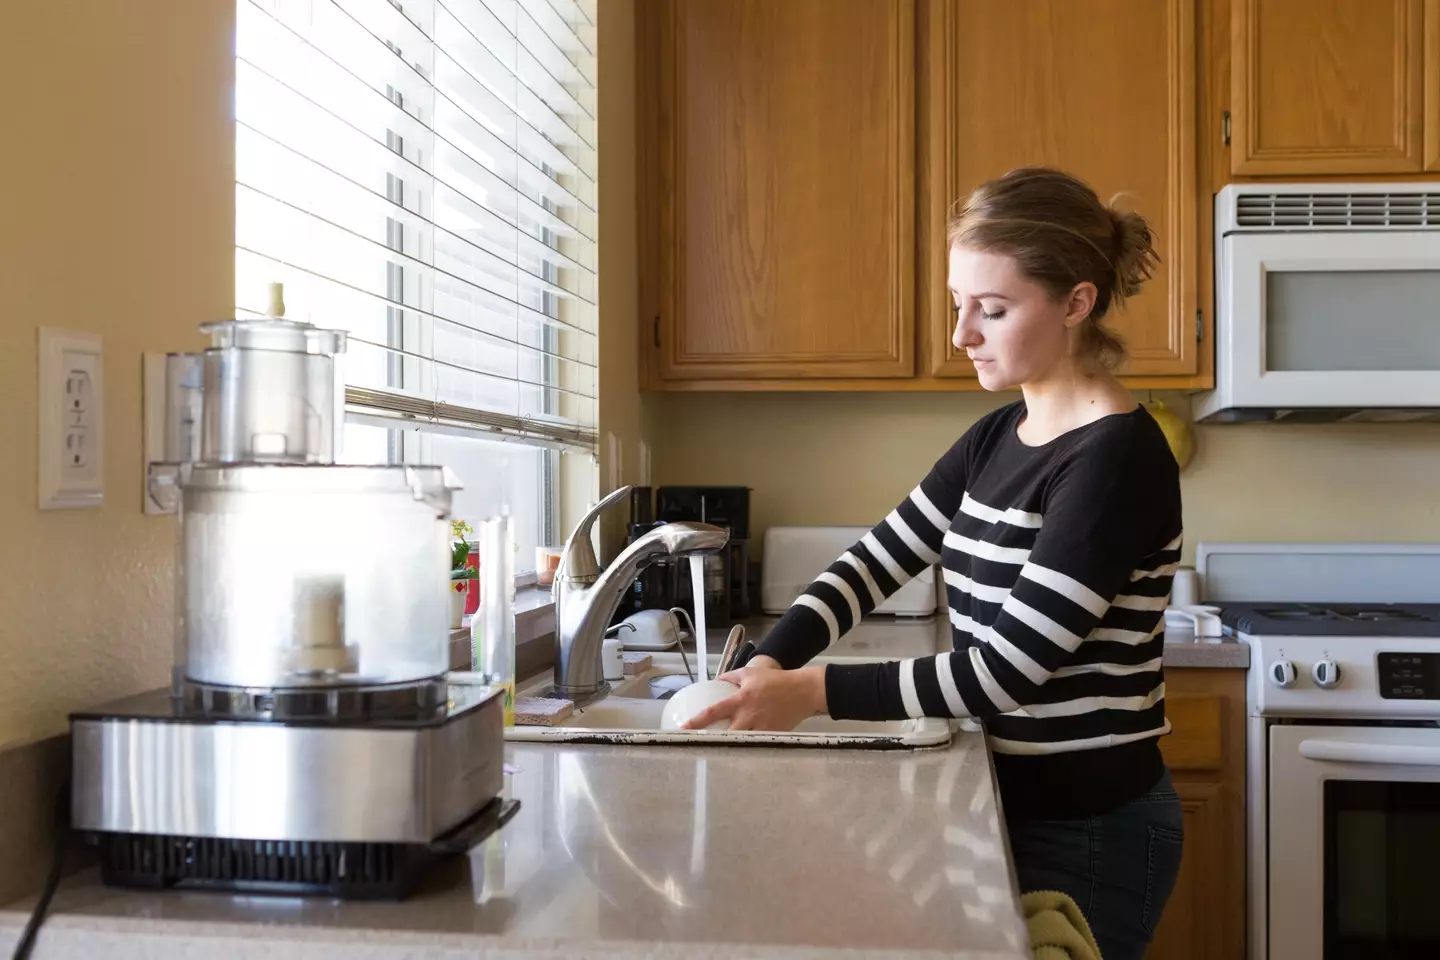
[96, 832, 433, 899]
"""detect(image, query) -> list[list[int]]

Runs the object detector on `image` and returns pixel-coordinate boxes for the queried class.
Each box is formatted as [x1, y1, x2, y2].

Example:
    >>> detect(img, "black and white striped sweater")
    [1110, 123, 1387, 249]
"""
[755, 401, 1183, 819]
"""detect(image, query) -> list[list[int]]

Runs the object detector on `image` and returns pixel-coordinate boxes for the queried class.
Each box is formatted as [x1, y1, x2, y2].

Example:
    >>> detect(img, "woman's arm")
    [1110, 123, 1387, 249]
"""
[826, 429, 1179, 722]
[750, 432, 973, 670]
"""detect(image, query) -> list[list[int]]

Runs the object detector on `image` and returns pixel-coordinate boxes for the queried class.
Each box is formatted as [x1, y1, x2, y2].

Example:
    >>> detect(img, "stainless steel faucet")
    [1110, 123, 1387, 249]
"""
[551, 484, 728, 704]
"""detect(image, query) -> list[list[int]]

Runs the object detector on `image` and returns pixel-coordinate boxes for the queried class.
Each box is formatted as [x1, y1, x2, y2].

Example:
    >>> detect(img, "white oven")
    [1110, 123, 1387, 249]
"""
[1195, 183, 1440, 423]
[1267, 721, 1440, 959]
[1194, 542, 1440, 960]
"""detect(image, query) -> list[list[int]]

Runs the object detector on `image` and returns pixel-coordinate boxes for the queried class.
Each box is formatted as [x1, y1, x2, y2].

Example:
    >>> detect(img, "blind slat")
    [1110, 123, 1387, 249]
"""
[237, 0, 597, 447]
[238, 246, 596, 346]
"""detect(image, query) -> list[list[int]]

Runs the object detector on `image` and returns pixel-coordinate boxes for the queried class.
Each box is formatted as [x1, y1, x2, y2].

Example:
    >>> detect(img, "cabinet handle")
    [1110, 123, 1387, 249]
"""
[1222, 111, 1231, 146]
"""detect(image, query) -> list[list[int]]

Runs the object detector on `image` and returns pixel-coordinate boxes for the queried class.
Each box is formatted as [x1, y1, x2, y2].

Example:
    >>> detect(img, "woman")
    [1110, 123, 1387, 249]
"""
[685, 167, 1185, 960]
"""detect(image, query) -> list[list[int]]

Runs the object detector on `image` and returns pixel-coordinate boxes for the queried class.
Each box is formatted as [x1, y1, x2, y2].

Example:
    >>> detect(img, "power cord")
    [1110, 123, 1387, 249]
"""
[11, 781, 69, 960]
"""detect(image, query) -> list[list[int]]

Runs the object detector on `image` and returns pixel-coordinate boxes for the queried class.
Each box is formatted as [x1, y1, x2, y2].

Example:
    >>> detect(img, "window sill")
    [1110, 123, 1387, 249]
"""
[449, 585, 555, 677]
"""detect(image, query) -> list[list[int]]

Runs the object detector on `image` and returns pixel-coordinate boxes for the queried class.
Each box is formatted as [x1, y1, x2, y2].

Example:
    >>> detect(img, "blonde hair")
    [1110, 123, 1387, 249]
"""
[946, 167, 1158, 370]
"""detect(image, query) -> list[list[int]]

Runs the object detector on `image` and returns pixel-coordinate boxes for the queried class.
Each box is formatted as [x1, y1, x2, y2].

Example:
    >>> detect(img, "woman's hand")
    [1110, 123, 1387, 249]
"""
[681, 663, 828, 731]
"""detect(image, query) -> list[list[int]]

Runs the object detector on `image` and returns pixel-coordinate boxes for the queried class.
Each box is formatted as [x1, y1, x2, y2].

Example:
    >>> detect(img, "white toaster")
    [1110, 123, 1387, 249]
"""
[761, 526, 941, 617]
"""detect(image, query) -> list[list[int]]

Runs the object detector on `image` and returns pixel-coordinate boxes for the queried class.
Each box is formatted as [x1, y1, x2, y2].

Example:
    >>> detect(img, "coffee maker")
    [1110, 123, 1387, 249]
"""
[68, 316, 516, 900]
[620, 486, 753, 627]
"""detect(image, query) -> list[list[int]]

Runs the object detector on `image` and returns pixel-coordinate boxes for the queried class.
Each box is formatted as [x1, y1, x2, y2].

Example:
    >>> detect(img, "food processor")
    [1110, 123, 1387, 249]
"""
[68, 315, 516, 899]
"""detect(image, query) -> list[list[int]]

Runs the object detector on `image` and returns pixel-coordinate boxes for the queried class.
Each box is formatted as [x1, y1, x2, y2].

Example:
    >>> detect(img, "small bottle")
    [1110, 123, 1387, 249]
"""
[472, 516, 516, 725]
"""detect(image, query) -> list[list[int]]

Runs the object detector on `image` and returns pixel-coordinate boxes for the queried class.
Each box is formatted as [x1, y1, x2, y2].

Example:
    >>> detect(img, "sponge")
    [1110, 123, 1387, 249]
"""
[514, 697, 574, 726]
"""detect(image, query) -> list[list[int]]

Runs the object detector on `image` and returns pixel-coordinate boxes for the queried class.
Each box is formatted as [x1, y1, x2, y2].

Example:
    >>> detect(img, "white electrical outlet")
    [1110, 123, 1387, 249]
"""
[39, 328, 104, 510]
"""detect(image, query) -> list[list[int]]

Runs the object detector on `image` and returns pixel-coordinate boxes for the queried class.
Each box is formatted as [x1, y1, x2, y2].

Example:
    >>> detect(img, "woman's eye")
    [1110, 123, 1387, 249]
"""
[980, 307, 1005, 321]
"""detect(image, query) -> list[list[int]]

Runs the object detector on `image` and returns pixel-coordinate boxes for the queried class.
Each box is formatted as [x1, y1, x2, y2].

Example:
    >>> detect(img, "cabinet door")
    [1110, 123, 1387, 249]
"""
[655, 0, 914, 380]
[1145, 780, 1227, 960]
[922, 0, 1197, 379]
[1232, 0, 1424, 174]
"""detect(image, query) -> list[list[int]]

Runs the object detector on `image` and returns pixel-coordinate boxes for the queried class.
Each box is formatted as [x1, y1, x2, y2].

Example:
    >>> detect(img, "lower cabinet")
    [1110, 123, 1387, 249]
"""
[1146, 669, 1247, 960]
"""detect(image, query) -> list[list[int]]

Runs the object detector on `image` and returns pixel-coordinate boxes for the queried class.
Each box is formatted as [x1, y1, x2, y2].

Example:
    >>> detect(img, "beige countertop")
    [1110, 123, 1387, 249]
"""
[0, 732, 1029, 960]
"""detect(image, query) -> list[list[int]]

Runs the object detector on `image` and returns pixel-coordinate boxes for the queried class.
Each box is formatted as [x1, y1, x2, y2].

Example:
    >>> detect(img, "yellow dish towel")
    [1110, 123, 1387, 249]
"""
[1021, 890, 1102, 960]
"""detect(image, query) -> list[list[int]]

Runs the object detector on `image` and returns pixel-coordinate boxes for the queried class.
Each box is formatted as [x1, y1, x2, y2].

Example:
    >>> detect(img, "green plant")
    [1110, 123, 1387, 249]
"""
[451, 563, 478, 581]
[450, 519, 475, 575]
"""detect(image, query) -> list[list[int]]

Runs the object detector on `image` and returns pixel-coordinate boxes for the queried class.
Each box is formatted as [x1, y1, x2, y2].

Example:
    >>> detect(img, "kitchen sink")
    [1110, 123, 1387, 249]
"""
[505, 653, 953, 750]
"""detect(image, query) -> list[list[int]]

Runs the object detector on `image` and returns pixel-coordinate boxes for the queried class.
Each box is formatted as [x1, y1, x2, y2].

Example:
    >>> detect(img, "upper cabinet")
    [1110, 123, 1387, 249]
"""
[1230, 0, 1425, 174]
[921, 0, 1198, 380]
[652, 0, 915, 380]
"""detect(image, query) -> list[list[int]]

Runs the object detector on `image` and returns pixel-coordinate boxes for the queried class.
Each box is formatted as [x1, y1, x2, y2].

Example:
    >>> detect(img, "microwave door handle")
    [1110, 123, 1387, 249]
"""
[1300, 739, 1440, 767]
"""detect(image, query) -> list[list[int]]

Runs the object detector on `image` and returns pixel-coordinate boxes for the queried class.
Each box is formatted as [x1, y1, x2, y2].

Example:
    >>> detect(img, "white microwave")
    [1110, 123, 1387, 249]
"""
[1195, 182, 1440, 423]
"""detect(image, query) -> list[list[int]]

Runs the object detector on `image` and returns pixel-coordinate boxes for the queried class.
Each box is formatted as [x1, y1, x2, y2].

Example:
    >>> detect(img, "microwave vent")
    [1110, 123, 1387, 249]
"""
[1234, 191, 1440, 230]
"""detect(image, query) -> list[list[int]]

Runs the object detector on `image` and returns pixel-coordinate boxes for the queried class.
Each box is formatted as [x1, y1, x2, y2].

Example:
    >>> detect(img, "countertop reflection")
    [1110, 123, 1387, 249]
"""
[0, 733, 1029, 959]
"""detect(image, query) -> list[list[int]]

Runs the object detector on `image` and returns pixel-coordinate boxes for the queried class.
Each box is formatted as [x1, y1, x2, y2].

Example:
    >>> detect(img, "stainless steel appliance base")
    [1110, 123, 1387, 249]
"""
[71, 678, 506, 845]
[86, 796, 520, 900]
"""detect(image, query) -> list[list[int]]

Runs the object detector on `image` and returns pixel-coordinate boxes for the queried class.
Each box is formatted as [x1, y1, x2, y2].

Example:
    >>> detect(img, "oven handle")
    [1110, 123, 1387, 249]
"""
[1300, 739, 1440, 767]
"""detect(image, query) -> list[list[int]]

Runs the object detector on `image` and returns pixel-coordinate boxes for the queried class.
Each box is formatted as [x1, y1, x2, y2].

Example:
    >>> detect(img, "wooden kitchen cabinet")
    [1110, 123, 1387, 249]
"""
[1229, 0, 1425, 175]
[921, 0, 1199, 380]
[649, 0, 915, 380]
[1146, 669, 1247, 960]
[635, 0, 1216, 391]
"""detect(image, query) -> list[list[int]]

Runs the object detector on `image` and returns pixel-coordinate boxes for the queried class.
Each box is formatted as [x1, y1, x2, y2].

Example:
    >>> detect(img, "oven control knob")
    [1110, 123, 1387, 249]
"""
[1268, 659, 1298, 688]
[1312, 659, 1342, 688]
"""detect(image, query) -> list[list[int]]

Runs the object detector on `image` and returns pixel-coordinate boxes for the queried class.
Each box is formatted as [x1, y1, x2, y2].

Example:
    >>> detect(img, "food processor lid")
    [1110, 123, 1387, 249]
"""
[200, 318, 348, 356]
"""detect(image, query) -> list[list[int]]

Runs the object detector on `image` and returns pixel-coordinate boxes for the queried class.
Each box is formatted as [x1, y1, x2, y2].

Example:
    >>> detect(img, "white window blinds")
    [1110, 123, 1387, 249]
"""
[235, 0, 598, 452]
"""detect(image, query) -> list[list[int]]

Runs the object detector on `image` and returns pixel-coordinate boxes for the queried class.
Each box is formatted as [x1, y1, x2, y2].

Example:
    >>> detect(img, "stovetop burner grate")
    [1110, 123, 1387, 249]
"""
[1256, 604, 1431, 623]
[1221, 602, 1440, 637]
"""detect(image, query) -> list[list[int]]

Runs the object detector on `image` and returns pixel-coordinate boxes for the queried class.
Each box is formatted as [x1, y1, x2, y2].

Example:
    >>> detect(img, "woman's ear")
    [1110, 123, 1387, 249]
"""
[1062, 282, 1098, 328]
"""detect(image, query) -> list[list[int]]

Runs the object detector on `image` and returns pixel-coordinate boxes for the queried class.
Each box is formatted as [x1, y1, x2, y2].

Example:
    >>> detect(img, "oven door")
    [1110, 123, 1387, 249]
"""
[1269, 723, 1440, 960]
[1220, 230, 1440, 410]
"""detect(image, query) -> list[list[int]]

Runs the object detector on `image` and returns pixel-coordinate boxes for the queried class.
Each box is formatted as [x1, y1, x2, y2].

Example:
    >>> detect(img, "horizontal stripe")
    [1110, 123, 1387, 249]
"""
[950, 608, 986, 641]
[815, 571, 862, 628]
[946, 531, 1031, 566]
[839, 551, 886, 608]
[1020, 562, 1108, 618]
[1012, 683, 1165, 720]
[970, 646, 1018, 713]
[988, 722, 1172, 756]
[886, 509, 940, 565]
[899, 659, 923, 718]
[1130, 561, 1180, 581]
[1090, 623, 1164, 645]
[985, 621, 1052, 685]
[793, 594, 839, 646]
[960, 492, 1044, 529]
[861, 531, 907, 585]
[935, 653, 969, 716]
[944, 568, 1009, 604]
[1112, 593, 1170, 612]
[1003, 598, 1085, 654]
[1051, 656, 1163, 678]
[910, 486, 951, 532]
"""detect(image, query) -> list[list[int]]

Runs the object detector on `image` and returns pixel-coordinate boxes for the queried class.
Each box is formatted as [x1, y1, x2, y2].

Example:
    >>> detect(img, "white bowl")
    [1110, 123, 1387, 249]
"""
[660, 679, 740, 731]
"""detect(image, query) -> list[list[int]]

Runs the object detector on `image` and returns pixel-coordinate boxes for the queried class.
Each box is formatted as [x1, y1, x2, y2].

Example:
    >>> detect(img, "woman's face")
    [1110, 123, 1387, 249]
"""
[947, 244, 1095, 390]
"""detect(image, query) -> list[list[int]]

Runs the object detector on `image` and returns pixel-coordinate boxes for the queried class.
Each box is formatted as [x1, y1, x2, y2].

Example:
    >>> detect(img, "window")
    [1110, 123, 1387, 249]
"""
[236, 0, 598, 572]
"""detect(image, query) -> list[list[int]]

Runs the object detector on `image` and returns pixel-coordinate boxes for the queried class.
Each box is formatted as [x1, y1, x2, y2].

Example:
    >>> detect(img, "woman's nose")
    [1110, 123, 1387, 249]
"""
[952, 316, 980, 352]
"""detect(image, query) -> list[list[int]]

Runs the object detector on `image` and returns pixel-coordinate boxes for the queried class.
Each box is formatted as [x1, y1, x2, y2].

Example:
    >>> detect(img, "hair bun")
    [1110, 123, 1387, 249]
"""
[1109, 207, 1158, 308]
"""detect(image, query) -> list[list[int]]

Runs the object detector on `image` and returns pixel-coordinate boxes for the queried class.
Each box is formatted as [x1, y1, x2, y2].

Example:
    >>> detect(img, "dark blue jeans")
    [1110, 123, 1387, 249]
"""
[1007, 769, 1184, 960]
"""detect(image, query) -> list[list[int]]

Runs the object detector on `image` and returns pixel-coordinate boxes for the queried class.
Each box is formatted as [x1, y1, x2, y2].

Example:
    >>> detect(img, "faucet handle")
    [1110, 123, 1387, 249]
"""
[558, 484, 633, 583]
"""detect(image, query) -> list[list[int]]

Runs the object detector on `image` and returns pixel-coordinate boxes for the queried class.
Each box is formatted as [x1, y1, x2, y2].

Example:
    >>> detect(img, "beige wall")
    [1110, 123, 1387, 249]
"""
[0, 0, 235, 746]
[649, 391, 1440, 564]
[0, 0, 235, 899]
